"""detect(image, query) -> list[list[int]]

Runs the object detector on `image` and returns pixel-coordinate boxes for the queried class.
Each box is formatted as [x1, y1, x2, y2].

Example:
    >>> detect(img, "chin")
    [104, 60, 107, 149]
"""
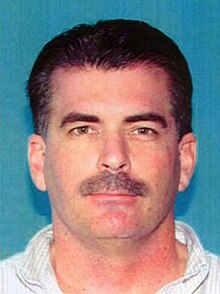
[89, 211, 142, 239]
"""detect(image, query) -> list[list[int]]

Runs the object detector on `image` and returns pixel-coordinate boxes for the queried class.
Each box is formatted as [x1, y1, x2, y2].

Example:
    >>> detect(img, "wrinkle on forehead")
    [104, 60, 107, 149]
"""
[49, 65, 174, 129]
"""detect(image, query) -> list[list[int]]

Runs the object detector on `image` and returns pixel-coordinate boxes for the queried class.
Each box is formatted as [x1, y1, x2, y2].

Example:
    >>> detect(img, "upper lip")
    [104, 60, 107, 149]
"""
[87, 191, 137, 197]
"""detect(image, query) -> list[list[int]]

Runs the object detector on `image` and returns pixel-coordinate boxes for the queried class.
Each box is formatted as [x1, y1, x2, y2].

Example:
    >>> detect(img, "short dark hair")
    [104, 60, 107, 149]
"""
[27, 19, 192, 139]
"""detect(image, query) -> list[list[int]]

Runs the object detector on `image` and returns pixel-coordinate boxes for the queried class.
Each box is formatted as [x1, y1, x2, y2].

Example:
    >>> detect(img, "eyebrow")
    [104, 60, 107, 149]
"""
[124, 112, 168, 128]
[60, 112, 100, 128]
[60, 111, 168, 129]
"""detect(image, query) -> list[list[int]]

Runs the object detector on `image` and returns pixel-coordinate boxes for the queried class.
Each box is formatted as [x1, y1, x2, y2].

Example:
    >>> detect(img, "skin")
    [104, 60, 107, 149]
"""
[29, 65, 196, 293]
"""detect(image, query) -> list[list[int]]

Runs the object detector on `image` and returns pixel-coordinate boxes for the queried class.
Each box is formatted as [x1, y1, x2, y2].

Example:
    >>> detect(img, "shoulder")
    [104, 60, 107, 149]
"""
[202, 251, 220, 290]
[206, 251, 220, 272]
[0, 225, 53, 294]
[0, 253, 27, 293]
[0, 252, 23, 271]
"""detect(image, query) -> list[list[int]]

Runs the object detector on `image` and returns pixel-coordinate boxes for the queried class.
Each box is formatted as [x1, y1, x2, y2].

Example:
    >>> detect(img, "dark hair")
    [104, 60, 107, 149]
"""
[27, 19, 192, 139]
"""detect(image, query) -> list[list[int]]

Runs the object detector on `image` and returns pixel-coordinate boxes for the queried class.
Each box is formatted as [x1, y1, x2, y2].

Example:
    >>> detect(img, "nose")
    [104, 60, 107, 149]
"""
[97, 134, 130, 173]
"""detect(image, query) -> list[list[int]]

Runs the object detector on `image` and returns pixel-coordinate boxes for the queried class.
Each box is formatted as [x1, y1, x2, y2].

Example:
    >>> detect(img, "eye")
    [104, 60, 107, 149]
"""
[129, 127, 159, 141]
[134, 127, 157, 136]
[70, 126, 91, 135]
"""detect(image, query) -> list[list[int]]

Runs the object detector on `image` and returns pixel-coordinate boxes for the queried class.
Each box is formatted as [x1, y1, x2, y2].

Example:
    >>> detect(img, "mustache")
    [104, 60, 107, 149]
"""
[79, 171, 148, 197]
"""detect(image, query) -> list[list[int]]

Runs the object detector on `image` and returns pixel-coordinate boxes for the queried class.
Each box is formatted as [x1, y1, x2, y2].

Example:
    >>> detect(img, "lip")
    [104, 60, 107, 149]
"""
[86, 191, 138, 198]
[85, 192, 140, 202]
[86, 192, 140, 209]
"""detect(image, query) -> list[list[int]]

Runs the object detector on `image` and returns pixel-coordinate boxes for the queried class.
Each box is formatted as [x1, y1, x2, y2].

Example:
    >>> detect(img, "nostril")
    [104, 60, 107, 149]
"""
[101, 162, 128, 173]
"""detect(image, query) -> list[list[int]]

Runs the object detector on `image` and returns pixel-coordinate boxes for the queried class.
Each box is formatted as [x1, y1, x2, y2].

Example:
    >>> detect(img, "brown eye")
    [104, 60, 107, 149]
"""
[71, 126, 90, 135]
[129, 127, 159, 141]
[136, 128, 155, 135]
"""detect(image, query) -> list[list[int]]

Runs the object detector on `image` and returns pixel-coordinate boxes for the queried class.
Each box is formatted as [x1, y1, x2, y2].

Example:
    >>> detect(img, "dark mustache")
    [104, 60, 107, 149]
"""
[79, 171, 148, 197]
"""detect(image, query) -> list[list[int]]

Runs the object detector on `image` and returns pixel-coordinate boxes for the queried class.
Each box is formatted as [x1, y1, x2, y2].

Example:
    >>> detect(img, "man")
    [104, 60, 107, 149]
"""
[1, 19, 219, 294]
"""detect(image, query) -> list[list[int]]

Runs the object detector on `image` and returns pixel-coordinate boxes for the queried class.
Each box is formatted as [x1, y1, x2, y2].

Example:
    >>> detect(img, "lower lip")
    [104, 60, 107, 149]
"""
[87, 193, 139, 203]
[88, 193, 137, 197]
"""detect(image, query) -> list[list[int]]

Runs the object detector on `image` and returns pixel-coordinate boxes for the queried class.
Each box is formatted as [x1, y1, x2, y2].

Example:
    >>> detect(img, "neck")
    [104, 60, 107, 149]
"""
[50, 216, 187, 293]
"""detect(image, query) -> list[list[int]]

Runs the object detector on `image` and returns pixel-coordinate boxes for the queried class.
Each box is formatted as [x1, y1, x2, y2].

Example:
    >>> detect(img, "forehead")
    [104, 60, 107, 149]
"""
[50, 65, 172, 118]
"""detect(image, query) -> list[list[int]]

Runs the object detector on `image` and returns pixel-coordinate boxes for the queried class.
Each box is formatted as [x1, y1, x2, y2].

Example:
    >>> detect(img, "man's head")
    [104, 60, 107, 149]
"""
[27, 19, 192, 140]
[28, 19, 196, 242]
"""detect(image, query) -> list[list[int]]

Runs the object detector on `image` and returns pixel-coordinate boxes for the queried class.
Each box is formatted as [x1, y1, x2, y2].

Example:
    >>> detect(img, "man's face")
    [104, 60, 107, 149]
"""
[29, 65, 196, 240]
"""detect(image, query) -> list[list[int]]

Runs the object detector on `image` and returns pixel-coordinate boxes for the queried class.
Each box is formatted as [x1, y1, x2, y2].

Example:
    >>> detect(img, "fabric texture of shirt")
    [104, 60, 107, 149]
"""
[1, 221, 220, 293]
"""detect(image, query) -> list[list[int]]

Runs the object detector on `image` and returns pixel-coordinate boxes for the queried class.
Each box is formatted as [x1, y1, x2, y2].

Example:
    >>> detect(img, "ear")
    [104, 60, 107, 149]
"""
[28, 134, 47, 191]
[178, 133, 197, 192]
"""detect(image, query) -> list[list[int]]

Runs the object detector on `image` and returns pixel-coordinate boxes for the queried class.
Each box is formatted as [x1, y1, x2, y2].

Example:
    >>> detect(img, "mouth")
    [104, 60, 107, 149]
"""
[85, 191, 141, 206]
[85, 191, 142, 212]
[85, 190, 138, 198]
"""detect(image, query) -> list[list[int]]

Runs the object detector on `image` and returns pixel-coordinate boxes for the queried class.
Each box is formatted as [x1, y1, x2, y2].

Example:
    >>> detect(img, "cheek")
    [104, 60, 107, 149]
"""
[44, 143, 98, 193]
[131, 142, 180, 183]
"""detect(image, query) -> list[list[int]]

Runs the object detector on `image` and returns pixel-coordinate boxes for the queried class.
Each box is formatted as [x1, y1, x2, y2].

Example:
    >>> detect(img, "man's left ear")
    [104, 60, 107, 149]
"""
[178, 133, 197, 192]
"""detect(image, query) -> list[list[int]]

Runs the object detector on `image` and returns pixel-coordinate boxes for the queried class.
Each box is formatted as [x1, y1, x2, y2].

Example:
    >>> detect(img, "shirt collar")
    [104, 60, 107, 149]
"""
[17, 224, 60, 293]
[171, 221, 209, 292]
[175, 221, 209, 273]
[16, 221, 209, 292]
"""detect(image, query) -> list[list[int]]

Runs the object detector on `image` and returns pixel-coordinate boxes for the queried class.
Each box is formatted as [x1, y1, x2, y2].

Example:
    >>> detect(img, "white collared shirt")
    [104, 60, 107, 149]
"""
[1, 221, 220, 293]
